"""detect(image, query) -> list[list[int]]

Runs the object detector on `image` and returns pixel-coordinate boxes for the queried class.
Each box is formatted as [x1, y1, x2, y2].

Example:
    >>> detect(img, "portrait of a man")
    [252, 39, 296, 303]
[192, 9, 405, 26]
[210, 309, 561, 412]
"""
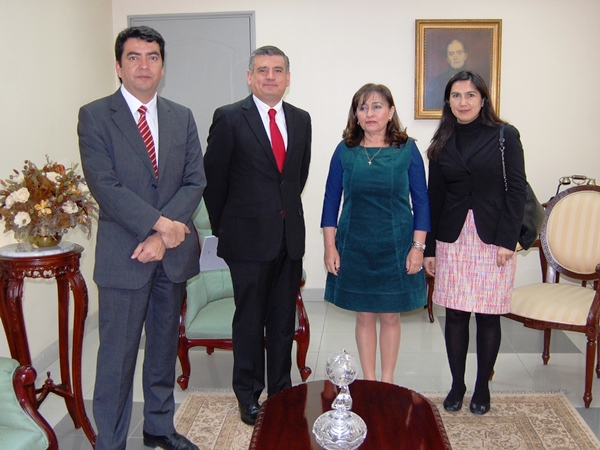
[415, 20, 502, 119]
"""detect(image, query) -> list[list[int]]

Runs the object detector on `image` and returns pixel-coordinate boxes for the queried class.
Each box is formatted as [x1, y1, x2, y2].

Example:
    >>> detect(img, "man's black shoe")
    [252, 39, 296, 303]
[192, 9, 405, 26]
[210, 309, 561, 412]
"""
[143, 431, 200, 450]
[238, 403, 260, 425]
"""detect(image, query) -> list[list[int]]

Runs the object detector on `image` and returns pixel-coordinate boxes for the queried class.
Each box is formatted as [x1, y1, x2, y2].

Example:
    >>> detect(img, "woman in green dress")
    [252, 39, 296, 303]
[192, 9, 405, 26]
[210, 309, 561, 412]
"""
[321, 84, 430, 383]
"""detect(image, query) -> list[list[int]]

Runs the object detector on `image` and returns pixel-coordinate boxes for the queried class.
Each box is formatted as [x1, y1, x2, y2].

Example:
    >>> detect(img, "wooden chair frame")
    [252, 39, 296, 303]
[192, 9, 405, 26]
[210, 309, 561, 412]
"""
[12, 364, 58, 450]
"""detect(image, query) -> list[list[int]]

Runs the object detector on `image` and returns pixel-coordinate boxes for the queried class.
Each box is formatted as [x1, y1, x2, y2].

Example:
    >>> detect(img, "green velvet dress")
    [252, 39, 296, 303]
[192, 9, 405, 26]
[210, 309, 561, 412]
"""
[324, 142, 427, 313]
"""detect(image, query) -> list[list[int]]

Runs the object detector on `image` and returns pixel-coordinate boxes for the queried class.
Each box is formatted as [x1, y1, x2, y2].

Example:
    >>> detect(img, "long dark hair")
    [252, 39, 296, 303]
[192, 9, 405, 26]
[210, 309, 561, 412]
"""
[427, 71, 505, 161]
[343, 83, 408, 148]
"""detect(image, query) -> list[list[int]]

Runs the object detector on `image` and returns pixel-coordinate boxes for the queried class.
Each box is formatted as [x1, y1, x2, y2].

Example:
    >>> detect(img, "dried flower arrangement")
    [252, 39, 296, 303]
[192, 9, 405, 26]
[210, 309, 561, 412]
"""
[0, 156, 98, 244]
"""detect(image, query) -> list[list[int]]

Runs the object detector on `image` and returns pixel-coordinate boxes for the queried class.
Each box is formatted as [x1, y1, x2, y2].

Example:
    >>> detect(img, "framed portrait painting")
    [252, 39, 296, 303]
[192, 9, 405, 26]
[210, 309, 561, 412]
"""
[415, 19, 502, 119]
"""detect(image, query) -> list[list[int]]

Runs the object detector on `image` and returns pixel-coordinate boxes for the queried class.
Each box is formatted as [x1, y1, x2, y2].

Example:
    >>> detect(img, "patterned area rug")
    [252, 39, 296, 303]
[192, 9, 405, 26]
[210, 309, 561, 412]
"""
[429, 393, 600, 450]
[174, 390, 600, 450]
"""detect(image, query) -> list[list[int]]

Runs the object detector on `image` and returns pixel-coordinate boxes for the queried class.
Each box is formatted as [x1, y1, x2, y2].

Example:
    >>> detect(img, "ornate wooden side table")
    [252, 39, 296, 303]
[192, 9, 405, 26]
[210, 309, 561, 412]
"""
[0, 242, 96, 447]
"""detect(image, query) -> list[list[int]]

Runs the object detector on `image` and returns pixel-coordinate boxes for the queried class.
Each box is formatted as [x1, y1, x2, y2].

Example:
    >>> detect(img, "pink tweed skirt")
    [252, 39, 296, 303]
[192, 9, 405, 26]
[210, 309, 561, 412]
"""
[432, 210, 517, 314]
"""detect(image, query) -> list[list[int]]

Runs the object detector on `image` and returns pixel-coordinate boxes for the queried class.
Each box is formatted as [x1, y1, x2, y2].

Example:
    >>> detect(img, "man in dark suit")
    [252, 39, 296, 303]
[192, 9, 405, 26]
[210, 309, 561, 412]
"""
[203, 45, 311, 425]
[78, 26, 205, 450]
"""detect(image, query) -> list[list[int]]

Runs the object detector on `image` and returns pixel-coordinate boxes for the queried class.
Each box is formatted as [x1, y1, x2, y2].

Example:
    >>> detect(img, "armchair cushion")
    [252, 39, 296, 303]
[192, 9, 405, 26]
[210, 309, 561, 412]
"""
[185, 269, 234, 334]
[185, 269, 235, 339]
[0, 358, 49, 450]
[192, 199, 212, 243]
[511, 284, 595, 326]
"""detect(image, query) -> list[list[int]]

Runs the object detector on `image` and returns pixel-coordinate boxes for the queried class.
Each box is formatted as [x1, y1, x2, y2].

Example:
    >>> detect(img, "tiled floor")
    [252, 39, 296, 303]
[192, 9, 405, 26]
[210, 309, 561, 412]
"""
[39, 301, 600, 449]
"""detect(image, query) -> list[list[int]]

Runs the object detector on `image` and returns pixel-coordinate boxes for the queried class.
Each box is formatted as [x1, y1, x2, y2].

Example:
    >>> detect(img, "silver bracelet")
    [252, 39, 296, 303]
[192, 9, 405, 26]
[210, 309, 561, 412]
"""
[411, 241, 426, 252]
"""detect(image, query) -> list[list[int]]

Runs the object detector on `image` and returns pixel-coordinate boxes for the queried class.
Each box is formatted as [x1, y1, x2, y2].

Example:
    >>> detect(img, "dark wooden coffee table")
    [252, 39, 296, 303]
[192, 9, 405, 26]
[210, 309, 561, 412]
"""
[249, 379, 451, 449]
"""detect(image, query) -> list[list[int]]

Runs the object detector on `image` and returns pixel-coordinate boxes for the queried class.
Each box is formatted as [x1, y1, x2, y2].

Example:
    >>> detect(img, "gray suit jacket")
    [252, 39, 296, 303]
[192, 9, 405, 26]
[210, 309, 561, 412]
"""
[78, 90, 206, 289]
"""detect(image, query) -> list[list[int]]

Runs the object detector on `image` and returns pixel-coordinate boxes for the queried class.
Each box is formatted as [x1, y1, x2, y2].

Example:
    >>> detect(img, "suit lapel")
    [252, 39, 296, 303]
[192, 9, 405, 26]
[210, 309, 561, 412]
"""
[242, 96, 280, 172]
[157, 97, 173, 182]
[110, 91, 160, 181]
[281, 102, 299, 174]
[446, 134, 469, 170]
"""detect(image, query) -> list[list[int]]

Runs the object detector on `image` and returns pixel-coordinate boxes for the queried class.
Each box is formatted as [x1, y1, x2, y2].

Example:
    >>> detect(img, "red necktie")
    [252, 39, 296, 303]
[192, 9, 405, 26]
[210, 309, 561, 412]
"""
[137, 106, 159, 179]
[268, 108, 286, 172]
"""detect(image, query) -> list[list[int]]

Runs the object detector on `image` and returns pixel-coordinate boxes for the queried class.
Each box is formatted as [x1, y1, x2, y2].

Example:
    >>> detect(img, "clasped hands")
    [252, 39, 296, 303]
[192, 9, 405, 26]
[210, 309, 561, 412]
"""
[131, 216, 190, 263]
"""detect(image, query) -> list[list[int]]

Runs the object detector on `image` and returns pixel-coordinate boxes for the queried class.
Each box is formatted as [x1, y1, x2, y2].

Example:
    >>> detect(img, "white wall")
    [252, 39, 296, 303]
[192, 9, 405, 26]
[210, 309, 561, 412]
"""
[0, 0, 114, 358]
[2, 0, 599, 360]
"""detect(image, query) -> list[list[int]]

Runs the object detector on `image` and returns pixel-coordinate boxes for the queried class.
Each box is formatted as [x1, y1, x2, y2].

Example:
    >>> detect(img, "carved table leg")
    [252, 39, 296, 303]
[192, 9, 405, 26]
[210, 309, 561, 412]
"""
[0, 278, 30, 363]
[68, 270, 96, 447]
[56, 273, 79, 426]
[1, 277, 36, 405]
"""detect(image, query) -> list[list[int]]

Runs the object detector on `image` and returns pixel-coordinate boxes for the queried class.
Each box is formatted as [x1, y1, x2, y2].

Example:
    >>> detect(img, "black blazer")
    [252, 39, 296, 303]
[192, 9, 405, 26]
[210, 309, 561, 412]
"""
[425, 123, 526, 256]
[203, 95, 312, 262]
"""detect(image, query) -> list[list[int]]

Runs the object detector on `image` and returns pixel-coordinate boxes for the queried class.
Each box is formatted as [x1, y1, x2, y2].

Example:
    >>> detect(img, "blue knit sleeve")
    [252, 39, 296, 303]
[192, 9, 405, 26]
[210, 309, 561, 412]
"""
[320, 143, 344, 228]
[408, 141, 431, 232]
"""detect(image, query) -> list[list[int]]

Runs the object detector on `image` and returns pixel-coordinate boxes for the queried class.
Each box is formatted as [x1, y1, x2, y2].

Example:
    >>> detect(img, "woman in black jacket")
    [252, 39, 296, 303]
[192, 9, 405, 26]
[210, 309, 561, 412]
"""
[424, 71, 527, 415]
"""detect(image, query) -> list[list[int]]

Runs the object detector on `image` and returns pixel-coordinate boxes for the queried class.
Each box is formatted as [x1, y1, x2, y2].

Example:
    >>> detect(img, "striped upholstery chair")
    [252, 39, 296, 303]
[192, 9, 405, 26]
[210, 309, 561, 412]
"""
[176, 200, 312, 390]
[506, 185, 600, 407]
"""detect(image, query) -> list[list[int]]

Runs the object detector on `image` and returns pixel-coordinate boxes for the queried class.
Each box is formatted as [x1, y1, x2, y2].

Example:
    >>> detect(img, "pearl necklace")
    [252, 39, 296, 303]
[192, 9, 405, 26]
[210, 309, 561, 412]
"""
[364, 146, 384, 165]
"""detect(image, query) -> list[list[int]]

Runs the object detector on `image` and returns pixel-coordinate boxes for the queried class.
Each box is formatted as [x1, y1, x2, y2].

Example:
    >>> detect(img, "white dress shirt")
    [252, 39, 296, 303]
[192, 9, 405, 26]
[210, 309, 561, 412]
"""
[252, 95, 288, 150]
[121, 85, 160, 158]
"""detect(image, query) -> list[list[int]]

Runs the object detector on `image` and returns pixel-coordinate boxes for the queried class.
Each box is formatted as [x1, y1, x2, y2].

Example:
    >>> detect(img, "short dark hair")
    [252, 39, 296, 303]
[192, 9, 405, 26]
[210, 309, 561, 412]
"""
[343, 83, 408, 148]
[249, 45, 290, 72]
[115, 26, 165, 65]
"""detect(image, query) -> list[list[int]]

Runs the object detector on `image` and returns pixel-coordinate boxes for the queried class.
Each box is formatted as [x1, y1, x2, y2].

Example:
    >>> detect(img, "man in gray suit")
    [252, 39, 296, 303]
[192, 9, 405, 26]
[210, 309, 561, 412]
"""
[78, 26, 205, 450]
[203, 45, 311, 425]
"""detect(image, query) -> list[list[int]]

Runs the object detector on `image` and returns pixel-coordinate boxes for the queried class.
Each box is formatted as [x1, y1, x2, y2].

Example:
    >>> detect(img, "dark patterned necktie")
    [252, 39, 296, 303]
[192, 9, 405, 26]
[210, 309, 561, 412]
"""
[137, 106, 158, 179]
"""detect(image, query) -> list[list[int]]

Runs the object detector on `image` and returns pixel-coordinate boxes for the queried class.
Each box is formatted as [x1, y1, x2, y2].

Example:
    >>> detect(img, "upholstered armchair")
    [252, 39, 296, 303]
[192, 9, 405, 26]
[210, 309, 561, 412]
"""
[0, 357, 58, 450]
[177, 200, 312, 390]
[506, 185, 600, 407]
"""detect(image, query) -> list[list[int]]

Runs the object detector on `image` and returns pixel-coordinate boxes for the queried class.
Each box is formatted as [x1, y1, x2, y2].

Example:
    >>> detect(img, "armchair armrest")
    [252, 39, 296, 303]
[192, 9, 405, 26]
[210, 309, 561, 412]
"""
[0, 357, 58, 450]
[13, 365, 59, 450]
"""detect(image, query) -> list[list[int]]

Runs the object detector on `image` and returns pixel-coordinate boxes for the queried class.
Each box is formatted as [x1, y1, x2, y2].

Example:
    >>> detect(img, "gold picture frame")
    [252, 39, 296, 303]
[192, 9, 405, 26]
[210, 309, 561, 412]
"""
[415, 19, 502, 119]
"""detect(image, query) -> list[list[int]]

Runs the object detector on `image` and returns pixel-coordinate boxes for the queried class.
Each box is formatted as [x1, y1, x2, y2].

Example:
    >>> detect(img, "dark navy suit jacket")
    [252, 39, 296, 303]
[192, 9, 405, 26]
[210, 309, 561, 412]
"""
[203, 95, 311, 262]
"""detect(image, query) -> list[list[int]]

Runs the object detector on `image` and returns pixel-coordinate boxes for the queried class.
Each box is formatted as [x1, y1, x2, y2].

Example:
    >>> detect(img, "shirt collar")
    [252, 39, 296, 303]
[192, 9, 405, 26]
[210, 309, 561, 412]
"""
[120, 85, 158, 117]
[252, 95, 283, 117]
